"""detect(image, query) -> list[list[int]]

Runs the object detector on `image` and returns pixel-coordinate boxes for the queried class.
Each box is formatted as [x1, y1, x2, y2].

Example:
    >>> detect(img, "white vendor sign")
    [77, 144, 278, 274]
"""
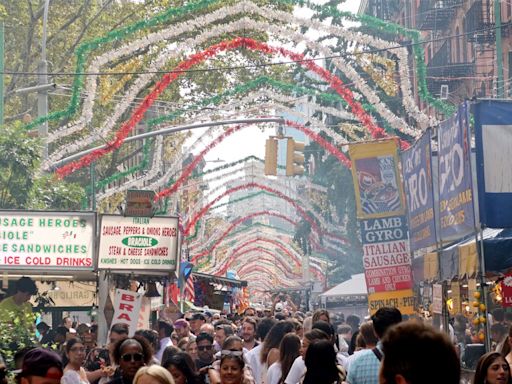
[98, 215, 179, 272]
[0, 211, 95, 271]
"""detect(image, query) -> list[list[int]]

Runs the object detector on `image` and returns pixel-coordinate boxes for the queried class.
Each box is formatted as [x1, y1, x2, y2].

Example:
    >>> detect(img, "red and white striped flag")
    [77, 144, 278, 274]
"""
[184, 275, 195, 303]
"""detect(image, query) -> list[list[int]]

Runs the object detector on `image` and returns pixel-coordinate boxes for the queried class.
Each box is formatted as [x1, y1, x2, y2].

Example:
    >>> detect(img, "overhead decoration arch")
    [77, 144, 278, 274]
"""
[31, 0, 456, 289]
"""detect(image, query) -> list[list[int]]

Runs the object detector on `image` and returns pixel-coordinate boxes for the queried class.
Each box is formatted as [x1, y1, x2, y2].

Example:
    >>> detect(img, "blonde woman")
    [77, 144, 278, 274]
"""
[133, 365, 175, 384]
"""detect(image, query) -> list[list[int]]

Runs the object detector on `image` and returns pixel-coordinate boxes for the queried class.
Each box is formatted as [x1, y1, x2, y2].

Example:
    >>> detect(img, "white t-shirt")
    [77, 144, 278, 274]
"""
[267, 362, 282, 384]
[284, 356, 305, 384]
[247, 344, 264, 384]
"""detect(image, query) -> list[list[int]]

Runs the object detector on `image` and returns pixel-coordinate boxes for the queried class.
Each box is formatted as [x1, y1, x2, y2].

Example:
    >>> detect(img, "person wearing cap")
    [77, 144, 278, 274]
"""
[189, 313, 206, 335]
[0, 276, 38, 325]
[173, 319, 195, 342]
[17, 348, 63, 384]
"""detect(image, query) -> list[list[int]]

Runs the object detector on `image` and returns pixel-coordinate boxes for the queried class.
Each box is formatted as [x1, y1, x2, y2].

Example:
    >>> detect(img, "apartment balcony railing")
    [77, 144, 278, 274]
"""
[417, 0, 464, 30]
[426, 39, 475, 95]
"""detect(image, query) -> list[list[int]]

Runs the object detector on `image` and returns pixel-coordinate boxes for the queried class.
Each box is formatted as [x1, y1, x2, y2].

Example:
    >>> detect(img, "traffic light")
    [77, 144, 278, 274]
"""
[264, 138, 278, 175]
[286, 138, 305, 176]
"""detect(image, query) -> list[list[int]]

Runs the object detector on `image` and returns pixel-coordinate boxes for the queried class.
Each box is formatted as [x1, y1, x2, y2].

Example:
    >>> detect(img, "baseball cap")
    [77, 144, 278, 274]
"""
[19, 348, 63, 379]
[174, 318, 188, 328]
[275, 303, 283, 312]
[191, 313, 206, 321]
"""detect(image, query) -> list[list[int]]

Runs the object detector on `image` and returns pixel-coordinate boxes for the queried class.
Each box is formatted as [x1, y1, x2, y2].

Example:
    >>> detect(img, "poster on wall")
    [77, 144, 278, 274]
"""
[111, 289, 143, 336]
[401, 129, 437, 251]
[438, 102, 475, 241]
[98, 215, 179, 272]
[0, 211, 95, 271]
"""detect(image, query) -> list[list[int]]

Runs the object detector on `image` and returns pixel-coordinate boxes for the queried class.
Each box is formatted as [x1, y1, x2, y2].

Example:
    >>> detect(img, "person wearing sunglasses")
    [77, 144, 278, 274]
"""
[208, 336, 255, 384]
[195, 333, 215, 381]
[108, 337, 152, 384]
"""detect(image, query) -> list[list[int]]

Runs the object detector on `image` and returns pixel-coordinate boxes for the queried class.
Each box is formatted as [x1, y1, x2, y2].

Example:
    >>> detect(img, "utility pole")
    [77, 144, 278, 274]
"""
[0, 21, 4, 126]
[495, 0, 504, 98]
[39, 0, 50, 159]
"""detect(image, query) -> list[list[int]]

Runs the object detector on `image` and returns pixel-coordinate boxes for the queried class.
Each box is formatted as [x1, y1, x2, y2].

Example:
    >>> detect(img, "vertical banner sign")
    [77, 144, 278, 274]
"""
[349, 140, 414, 315]
[401, 129, 437, 251]
[438, 102, 475, 241]
[112, 289, 143, 336]
[474, 101, 512, 228]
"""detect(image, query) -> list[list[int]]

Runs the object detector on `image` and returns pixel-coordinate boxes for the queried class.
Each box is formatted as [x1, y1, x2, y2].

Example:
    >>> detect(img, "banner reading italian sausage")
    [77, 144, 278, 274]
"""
[438, 102, 475, 241]
[401, 129, 437, 251]
[349, 140, 414, 315]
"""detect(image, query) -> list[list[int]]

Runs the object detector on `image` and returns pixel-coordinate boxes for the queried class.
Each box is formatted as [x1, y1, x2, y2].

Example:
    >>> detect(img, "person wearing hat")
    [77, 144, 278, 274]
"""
[173, 318, 195, 342]
[189, 313, 206, 335]
[0, 276, 38, 326]
[17, 348, 63, 384]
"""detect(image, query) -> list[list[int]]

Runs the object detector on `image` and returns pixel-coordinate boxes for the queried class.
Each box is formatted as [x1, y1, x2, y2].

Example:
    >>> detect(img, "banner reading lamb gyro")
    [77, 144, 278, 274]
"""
[401, 129, 437, 251]
[98, 215, 179, 272]
[0, 211, 95, 270]
[438, 102, 475, 241]
[349, 140, 414, 315]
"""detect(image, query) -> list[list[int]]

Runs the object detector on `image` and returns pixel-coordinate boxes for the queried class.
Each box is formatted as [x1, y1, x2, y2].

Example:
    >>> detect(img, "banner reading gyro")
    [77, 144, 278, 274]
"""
[98, 215, 179, 272]
[0, 211, 95, 270]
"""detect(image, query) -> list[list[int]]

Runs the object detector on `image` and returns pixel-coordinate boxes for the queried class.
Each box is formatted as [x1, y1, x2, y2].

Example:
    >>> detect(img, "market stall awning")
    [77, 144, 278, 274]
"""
[414, 228, 512, 281]
[319, 274, 367, 303]
[192, 272, 247, 287]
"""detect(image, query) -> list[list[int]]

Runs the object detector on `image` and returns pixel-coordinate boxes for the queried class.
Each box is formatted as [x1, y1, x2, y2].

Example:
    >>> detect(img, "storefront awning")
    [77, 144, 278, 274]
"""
[414, 228, 512, 281]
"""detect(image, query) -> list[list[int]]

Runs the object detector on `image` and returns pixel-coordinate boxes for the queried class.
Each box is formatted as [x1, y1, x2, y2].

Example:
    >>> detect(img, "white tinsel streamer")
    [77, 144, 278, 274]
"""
[46, 1, 426, 169]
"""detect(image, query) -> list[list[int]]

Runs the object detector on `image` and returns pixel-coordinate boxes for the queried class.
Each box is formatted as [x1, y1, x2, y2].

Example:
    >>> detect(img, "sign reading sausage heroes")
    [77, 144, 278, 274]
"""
[0, 211, 95, 270]
[98, 215, 179, 272]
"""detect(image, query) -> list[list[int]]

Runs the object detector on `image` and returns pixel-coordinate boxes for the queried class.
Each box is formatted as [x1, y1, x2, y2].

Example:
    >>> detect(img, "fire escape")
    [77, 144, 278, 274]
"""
[417, 0, 464, 30]
[417, 0, 474, 97]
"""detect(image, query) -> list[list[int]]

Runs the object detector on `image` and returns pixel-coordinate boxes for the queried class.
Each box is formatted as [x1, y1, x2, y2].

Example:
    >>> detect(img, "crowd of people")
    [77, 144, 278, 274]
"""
[1, 277, 512, 384]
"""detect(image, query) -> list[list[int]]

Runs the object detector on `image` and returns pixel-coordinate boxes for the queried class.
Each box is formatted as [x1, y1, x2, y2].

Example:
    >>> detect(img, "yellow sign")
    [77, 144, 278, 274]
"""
[32, 282, 96, 307]
[348, 139, 405, 219]
[368, 289, 415, 315]
[451, 281, 461, 314]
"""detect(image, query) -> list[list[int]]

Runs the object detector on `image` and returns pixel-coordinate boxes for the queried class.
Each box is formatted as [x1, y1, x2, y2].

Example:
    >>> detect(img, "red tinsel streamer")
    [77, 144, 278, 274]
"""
[222, 247, 299, 278]
[184, 182, 319, 236]
[215, 238, 301, 276]
[191, 210, 297, 262]
[238, 265, 293, 286]
[56, 37, 404, 178]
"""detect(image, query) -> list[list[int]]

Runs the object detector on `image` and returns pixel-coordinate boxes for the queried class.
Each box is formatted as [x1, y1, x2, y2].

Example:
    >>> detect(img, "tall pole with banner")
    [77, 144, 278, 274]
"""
[349, 139, 414, 316]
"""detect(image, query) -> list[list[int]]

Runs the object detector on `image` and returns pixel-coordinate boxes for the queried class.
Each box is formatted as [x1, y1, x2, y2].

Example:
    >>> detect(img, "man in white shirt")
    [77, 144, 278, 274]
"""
[155, 319, 174, 362]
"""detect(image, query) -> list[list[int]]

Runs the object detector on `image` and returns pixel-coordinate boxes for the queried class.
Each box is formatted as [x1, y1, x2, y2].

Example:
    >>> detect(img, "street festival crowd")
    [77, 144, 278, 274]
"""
[1, 277, 512, 384]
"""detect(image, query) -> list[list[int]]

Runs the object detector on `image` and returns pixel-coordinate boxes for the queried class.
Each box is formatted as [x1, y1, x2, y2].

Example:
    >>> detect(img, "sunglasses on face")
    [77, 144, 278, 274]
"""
[221, 350, 243, 357]
[121, 353, 144, 362]
[197, 345, 212, 351]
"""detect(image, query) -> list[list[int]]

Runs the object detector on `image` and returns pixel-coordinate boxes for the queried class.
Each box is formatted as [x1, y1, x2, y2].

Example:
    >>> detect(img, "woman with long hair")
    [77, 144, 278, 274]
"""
[473, 352, 512, 384]
[62, 338, 90, 384]
[162, 352, 201, 384]
[302, 340, 345, 384]
[266, 334, 300, 384]
[259, 321, 295, 380]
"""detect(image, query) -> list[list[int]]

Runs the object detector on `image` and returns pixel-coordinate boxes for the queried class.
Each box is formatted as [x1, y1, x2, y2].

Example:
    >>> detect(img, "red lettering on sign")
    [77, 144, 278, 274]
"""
[117, 313, 131, 321]
[121, 294, 135, 301]
[119, 303, 133, 311]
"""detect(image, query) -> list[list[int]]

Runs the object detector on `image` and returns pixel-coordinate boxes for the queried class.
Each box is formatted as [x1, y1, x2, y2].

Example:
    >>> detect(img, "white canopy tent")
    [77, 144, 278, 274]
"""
[319, 274, 368, 318]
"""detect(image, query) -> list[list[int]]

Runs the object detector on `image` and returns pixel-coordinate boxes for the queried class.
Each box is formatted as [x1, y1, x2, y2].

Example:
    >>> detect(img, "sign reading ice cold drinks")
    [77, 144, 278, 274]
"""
[98, 215, 179, 271]
[0, 211, 95, 271]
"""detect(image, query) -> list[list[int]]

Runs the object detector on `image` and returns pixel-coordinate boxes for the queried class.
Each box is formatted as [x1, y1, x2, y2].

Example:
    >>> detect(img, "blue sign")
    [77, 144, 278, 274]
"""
[474, 101, 512, 228]
[438, 102, 475, 241]
[401, 129, 437, 251]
